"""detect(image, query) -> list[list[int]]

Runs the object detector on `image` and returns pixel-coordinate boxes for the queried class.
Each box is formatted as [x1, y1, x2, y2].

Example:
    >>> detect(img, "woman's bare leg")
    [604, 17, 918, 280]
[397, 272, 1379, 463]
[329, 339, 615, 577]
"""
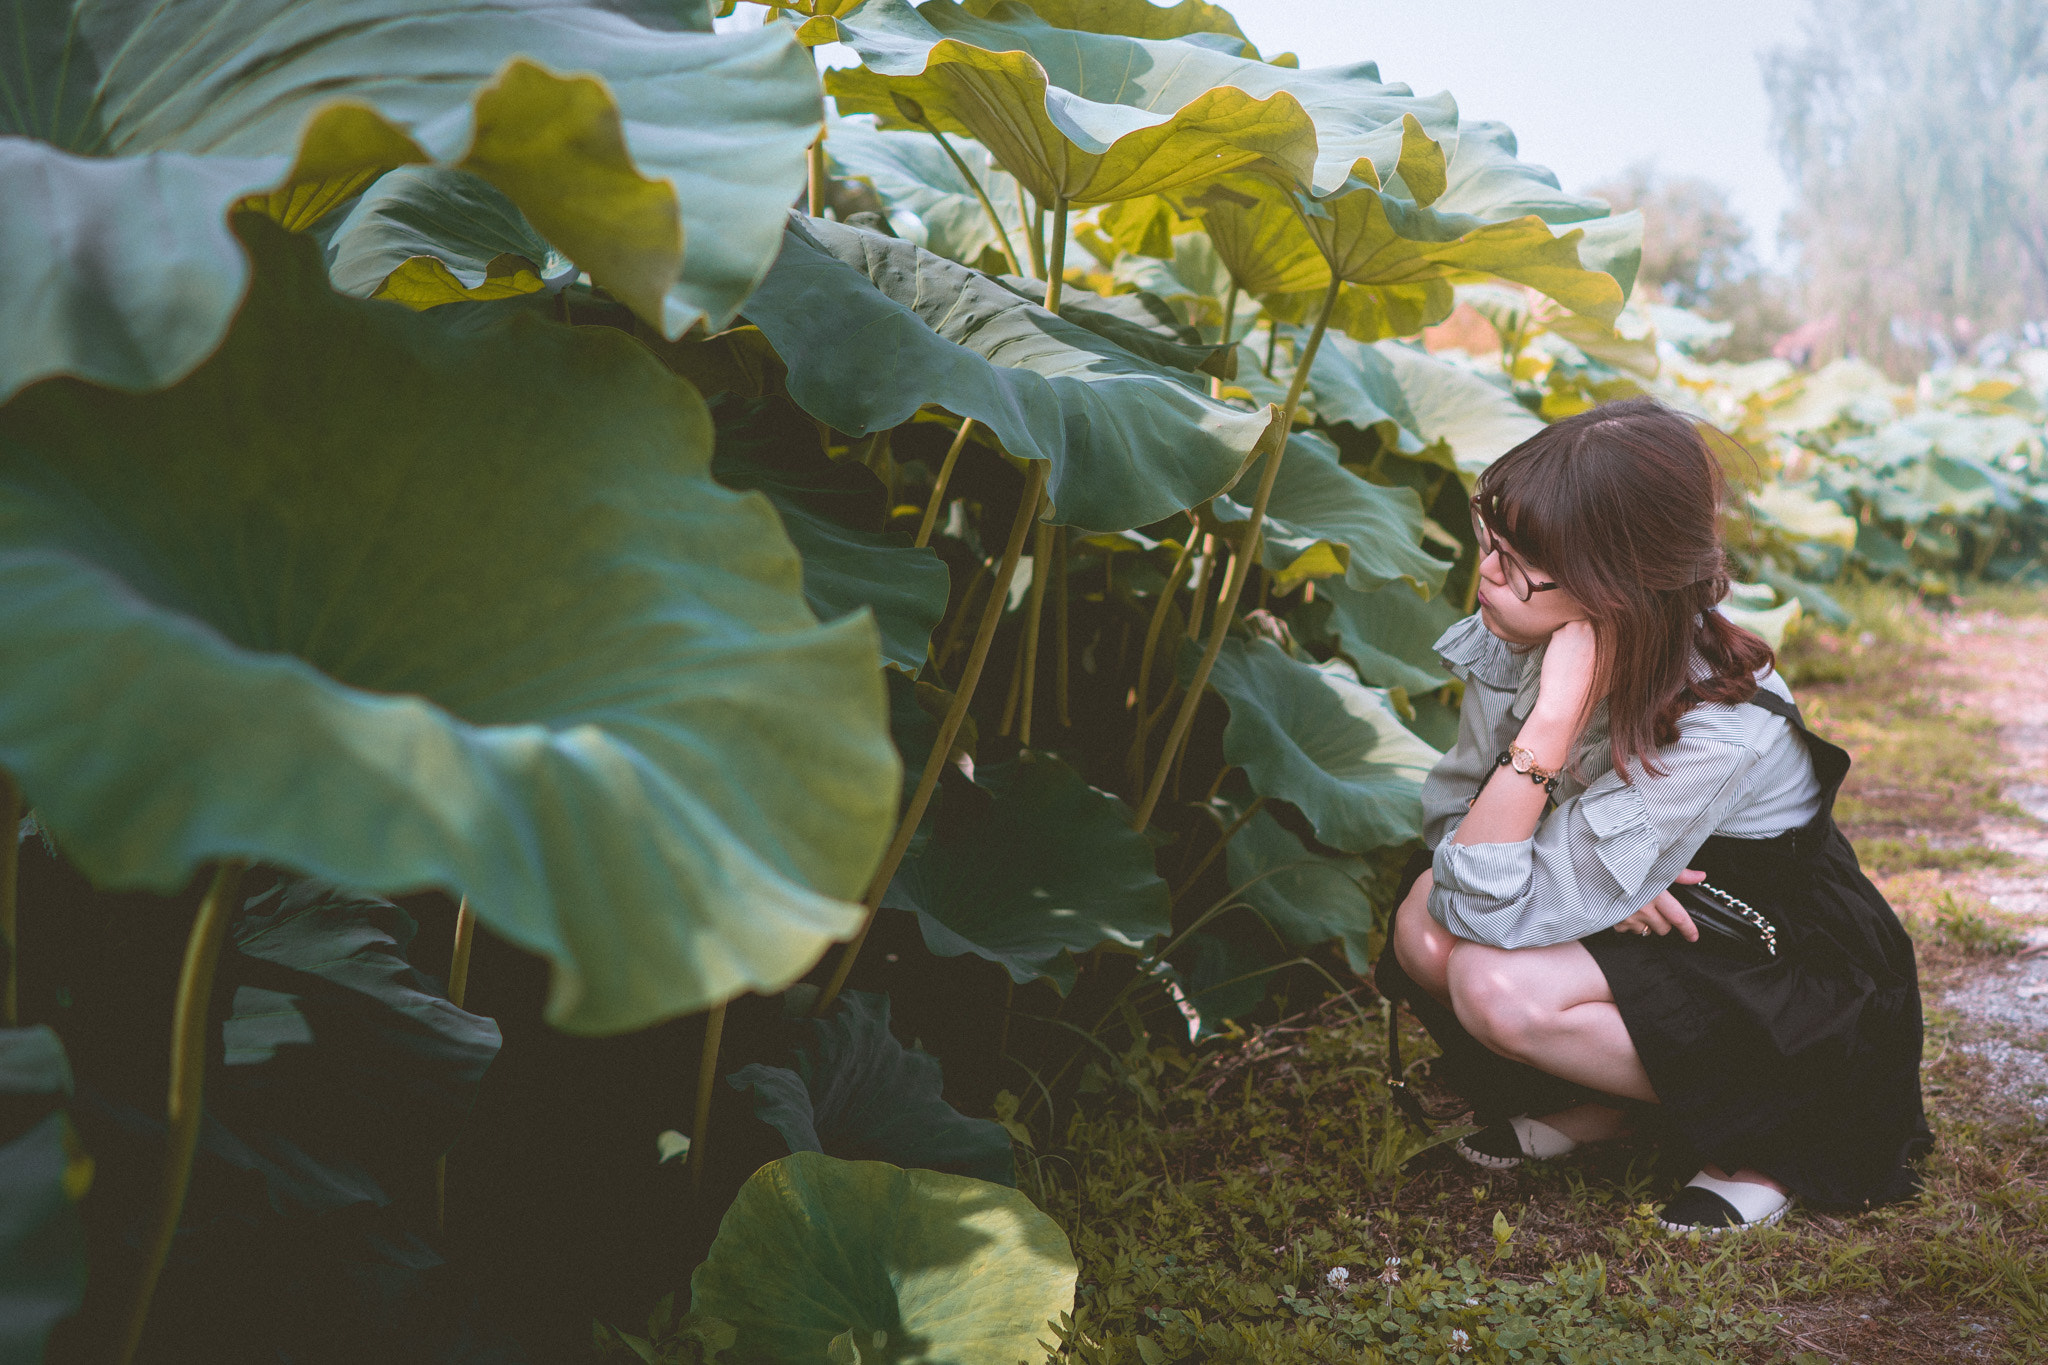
[1390, 870, 1459, 1006]
[1445, 938, 1787, 1190]
[1444, 938, 1657, 1101]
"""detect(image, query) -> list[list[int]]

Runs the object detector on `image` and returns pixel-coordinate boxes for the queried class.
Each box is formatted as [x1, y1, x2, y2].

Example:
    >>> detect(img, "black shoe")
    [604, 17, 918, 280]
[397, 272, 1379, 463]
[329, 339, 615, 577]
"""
[1656, 1173, 1793, 1235]
[1454, 1121, 1529, 1170]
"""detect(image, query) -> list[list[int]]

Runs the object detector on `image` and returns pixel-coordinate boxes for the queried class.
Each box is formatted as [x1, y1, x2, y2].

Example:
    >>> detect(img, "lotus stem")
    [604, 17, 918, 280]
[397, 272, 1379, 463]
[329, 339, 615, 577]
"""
[1042, 198, 1068, 313]
[1169, 797, 1264, 909]
[116, 860, 246, 1365]
[936, 559, 993, 675]
[1027, 197, 1046, 281]
[1018, 519, 1053, 745]
[1264, 322, 1279, 378]
[1212, 279, 1241, 400]
[998, 632, 1026, 737]
[918, 128, 1021, 275]
[1127, 531, 1198, 782]
[0, 771, 17, 1028]
[1053, 526, 1071, 729]
[1185, 534, 1217, 641]
[1131, 273, 1342, 831]
[916, 419, 975, 548]
[816, 460, 1051, 1015]
[689, 1002, 727, 1199]
[435, 896, 477, 1235]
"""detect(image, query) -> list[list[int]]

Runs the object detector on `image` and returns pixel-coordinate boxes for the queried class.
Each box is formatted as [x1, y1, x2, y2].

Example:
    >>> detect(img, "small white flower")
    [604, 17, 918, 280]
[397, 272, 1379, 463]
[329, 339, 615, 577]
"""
[1464, 1297, 1480, 1307]
[1325, 1266, 1350, 1288]
[1449, 1327, 1472, 1353]
[1378, 1258, 1402, 1285]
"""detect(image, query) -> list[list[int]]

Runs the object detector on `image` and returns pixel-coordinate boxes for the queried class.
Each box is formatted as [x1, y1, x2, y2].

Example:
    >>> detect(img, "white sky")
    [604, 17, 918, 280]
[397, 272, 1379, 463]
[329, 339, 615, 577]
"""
[778, 1, 1811, 264]
[1221, 1, 1808, 263]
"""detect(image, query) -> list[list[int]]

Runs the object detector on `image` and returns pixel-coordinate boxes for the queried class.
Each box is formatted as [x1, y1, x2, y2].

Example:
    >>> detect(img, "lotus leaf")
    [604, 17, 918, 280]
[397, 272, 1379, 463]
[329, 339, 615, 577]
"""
[326, 166, 575, 306]
[1109, 232, 1244, 332]
[826, 0, 1456, 204]
[1296, 578, 1462, 698]
[991, 276, 1235, 378]
[0, 219, 897, 1035]
[882, 753, 1169, 991]
[1212, 432, 1443, 594]
[713, 401, 951, 673]
[691, 1151, 1077, 1365]
[1166, 931, 1278, 1041]
[741, 215, 1279, 532]
[0, 1026, 87, 1365]
[0, 0, 822, 399]
[1375, 343, 1545, 473]
[728, 990, 1014, 1184]
[1282, 333, 1427, 451]
[1198, 640, 1441, 853]
[964, 0, 1250, 49]
[221, 874, 503, 1184]
[1225, 805, 1378, 971]
[823, 116, 1030, 267]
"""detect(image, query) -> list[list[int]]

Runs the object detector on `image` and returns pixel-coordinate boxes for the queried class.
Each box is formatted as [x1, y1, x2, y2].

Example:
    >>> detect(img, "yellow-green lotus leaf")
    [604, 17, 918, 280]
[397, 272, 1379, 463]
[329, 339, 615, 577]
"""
[826, 0, 1455, 205]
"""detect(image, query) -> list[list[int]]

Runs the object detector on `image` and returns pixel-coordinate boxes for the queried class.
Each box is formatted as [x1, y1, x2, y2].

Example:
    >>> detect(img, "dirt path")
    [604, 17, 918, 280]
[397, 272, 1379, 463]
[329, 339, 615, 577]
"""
[1932, 611, 2048, 1120]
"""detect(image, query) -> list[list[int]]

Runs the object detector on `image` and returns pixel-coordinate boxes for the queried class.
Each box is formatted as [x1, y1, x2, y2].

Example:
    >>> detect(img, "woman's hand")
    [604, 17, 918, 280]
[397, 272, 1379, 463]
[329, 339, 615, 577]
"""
[1532, 618, 1600, 732]
[1612, 868, 1704, 940]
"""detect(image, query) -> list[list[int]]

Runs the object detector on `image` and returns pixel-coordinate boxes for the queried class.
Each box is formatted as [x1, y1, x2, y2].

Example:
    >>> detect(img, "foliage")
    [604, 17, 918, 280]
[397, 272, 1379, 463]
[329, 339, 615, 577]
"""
[0, 1027, 87, 1364]
[690, 1152, 1077, 1364]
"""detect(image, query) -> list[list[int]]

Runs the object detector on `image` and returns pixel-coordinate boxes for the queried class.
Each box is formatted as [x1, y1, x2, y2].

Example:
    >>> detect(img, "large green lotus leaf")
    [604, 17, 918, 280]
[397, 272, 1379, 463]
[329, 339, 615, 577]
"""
[1225, 804, 1377, 971]
[825, 0, 1455, 204]
[1177, 143, 1638, 341]
[1296, 578, 1461, 697]
[727, 990, 1015, 1185]
[1199, 640, 1440, 853]
[1279, 332, 1423, 449]
[1212, 431, 1442, 595]
[881, 753, 1169, 991]
[1375, 342, 1544, 473]
[0, 220, 896, 1035]
[712, 401, 951, 673]
[742, 215, 1279, 533]
[964, 0, 1250, 48]
[0, 2, 821, 400]
[691, 1151, 1077, 1365]
[0, 1027, 87, 1365]
[990, 274, 1234, 378]
[326, 165, 575, 305]
[1109, 232, 1242, 332]
[823, 115, 1031, 267]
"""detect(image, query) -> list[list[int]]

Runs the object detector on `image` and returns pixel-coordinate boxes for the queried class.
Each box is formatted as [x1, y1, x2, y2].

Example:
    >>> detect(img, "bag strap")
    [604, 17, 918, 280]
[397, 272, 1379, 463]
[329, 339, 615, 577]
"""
[1742, 685, 1806, 728]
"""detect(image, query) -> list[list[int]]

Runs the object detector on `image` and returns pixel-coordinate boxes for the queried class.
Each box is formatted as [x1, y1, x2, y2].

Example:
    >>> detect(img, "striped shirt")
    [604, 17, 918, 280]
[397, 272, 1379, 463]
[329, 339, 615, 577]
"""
[1423, 613, 1823, 948]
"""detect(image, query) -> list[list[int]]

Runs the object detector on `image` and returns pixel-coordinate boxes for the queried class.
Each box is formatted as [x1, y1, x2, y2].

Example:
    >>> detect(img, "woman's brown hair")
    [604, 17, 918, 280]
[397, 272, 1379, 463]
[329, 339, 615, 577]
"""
[1472, 396, 1773, 779]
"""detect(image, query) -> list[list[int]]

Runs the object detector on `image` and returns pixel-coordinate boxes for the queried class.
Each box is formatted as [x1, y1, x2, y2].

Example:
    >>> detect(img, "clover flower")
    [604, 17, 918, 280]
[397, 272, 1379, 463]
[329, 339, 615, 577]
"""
[1449, 1327, 1472, 1353]
[1325, 1266, 1350, 1289]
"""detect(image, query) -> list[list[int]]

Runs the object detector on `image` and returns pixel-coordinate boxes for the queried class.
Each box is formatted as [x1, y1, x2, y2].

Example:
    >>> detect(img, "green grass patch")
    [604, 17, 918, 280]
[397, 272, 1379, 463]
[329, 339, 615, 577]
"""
[1854, 836, 2018, 875]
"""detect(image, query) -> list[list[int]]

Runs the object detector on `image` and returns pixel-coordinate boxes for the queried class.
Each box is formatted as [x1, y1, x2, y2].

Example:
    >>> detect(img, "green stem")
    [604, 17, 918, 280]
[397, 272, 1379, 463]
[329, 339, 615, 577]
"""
[1263, 322, 1279, 378]
[919, 128, 1021, 275]
[1131, 273, 1342, 831]
[1027, 197, 1046, 281]
[1042, 198, 1069, 313]
[435, 896, 476, 1235]
[816, 461, 1051, 1014]
[1211, 279, 1241, 400]
[116, 860, 246, 1365]
[1185, 534, 1217, 641]
[689, 1002, 728, 1198]
[0, 771, 17, 1028]
[1169, 796, 1263, 910]
[916, 420, 975, 549]
[1052, 526, 1071, 729]
[1126, 531, 1199, 784]
[1018, 520, 1053, 746]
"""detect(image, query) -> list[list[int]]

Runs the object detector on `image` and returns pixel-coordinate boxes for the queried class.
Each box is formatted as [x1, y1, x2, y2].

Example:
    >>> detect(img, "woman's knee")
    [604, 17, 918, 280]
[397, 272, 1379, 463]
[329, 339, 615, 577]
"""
[1390, 881, 1451, 997]
[1446, 949, 1544, 1061]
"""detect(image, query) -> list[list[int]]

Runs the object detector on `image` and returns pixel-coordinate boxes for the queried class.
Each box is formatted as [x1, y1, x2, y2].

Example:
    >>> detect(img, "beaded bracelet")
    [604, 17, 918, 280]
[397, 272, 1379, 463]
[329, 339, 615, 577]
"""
[1492, 749, 1560, 794]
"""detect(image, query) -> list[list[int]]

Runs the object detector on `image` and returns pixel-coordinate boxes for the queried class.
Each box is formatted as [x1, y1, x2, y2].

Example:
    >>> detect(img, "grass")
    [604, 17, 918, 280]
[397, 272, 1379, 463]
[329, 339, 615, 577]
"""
[1034, 581, 2048, 1364]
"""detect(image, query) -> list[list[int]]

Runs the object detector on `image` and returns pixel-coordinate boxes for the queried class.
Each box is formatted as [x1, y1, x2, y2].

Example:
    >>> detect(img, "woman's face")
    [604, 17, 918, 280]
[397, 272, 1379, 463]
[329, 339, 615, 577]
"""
[1473, 533, 1589, 647]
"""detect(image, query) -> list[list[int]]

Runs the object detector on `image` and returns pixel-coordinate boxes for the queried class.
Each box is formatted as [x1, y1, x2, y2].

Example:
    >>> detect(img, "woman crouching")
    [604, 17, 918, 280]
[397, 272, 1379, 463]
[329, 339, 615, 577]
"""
[1379, 397, 1931, 1234]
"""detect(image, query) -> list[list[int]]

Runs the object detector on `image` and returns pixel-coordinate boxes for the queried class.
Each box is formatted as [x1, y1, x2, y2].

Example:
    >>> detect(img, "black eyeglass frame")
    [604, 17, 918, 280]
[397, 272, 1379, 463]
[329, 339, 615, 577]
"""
[1470, 500, 1559, 602]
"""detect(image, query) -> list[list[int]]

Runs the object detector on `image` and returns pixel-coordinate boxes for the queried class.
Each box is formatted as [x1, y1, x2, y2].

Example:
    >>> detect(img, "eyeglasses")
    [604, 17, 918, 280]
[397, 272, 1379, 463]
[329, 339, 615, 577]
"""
[1471, 501, 1558, 602]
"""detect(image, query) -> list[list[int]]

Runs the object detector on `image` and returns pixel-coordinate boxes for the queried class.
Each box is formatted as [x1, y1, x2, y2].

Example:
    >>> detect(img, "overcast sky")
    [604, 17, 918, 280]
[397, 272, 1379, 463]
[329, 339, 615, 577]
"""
[785, 1, 1812, 264]
[1220, 1, 1808, 262]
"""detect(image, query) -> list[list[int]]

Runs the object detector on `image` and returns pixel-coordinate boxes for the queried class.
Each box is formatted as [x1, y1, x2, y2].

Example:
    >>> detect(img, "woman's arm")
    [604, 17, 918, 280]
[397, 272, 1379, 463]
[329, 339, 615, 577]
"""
[1453, 619, 1596, 847]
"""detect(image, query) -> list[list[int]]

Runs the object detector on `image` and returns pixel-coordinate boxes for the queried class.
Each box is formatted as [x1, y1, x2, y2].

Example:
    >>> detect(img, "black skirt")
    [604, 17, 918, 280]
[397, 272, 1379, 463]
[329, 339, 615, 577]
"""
[1385, 688, 1934, 1210]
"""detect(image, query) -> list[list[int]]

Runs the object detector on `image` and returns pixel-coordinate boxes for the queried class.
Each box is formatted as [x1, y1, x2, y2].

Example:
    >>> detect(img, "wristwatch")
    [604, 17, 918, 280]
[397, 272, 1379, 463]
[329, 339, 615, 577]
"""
[1504, 742, 1561, 792]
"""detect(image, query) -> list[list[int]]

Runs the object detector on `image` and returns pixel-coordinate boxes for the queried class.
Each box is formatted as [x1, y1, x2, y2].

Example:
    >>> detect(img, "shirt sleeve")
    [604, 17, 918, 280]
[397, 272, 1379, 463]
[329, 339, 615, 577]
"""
[1419, 613, 1527, 849]
[1426, 719, 1766, 948]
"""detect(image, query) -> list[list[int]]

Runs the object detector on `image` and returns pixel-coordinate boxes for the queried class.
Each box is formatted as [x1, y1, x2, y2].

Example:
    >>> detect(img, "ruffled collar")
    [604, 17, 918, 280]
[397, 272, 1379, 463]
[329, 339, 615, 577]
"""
[1432, 612, 1526, 689]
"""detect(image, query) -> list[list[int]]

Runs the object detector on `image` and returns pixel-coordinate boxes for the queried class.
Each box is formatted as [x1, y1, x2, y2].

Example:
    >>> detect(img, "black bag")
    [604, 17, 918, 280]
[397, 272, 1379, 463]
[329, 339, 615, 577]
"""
[1667, 879, 1781, 962]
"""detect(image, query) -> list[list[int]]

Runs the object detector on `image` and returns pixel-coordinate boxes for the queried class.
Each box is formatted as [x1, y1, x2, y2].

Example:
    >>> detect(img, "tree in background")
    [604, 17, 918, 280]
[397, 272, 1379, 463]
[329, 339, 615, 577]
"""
[1766, 0, 2048, 371]
[1586, 163, 1798, 363]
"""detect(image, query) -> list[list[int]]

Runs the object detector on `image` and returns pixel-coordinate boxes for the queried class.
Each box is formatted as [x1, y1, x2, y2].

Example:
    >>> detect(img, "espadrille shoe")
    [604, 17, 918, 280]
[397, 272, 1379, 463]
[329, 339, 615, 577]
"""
[1453, 1114, 1579, 1171]
[1656, 1172, 1794, 1235]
